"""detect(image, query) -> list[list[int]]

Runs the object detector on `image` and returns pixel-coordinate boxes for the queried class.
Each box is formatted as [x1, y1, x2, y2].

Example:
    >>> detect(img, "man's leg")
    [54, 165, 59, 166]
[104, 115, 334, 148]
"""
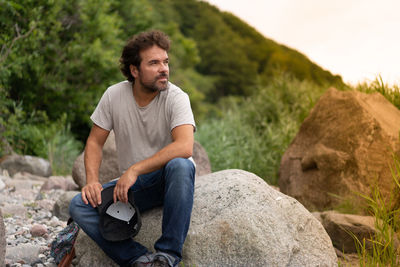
[154, 158, 195, 266]
[69, 180, 149, 266]
[69, 169, 166, 266]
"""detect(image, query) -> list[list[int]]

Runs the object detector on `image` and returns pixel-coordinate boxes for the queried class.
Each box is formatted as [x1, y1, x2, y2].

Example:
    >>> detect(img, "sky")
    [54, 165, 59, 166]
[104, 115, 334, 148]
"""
[205, 0, 400, 86]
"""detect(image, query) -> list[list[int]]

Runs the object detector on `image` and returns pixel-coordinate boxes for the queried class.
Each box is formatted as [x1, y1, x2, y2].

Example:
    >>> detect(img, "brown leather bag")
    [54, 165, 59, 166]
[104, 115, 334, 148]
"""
[58, 246, 75, 267]
[50, 218, 79, 267]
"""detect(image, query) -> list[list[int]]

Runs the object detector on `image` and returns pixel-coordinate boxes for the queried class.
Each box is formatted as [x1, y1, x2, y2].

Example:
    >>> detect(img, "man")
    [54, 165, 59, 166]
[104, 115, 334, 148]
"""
[69, 30, 196, 267]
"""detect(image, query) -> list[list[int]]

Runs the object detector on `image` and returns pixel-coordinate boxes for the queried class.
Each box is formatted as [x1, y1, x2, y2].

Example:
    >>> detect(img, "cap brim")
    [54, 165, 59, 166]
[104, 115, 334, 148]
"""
[97, 186, 141, 241]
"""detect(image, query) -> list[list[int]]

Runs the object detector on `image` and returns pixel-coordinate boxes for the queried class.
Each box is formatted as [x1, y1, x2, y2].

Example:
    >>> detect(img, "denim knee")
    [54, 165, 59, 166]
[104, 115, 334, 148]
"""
[164, 158, 195, 192]
[165, 158, 195, 176]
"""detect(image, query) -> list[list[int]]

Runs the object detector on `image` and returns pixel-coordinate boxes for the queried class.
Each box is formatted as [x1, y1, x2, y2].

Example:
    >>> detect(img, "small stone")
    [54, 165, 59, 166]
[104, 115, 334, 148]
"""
[48, 216, 60, 227]
[4, 258, 11, 265]
[39, 246, 49, 253]
[30, 224, 48, 237]
[35, 199, 55, 212]
[0, 178, 5, 191]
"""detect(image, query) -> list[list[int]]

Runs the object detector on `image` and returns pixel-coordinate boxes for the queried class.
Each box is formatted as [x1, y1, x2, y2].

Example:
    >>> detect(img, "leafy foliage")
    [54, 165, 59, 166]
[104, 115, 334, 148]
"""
[195, 75, 326, 184]
[0, 90, 82, 174]
[1, 0, 123, 141]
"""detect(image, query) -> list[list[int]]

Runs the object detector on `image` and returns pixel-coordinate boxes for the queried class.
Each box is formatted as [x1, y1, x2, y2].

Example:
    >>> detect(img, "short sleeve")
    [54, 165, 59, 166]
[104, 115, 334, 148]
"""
[90, 89, 113, 131]
[169, 92, 196, 132]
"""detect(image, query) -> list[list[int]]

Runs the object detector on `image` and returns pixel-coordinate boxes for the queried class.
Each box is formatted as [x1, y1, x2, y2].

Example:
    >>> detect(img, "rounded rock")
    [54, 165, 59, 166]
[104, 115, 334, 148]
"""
[30, 224, 48, 237]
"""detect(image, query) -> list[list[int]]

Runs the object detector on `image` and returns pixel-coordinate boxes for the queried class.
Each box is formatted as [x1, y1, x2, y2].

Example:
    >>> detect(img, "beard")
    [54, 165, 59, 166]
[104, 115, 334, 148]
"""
[138, 72, 169, 93]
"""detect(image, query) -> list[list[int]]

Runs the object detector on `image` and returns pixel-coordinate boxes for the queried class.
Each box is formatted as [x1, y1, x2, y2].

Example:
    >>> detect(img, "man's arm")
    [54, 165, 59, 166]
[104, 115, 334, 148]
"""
[81, 124, 110, 207]
[114, 124, 194, 203]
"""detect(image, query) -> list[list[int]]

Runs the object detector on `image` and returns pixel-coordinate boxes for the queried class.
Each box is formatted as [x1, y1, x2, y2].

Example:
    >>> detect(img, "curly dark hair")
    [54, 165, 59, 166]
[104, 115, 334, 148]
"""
[119, 30, 171, 82]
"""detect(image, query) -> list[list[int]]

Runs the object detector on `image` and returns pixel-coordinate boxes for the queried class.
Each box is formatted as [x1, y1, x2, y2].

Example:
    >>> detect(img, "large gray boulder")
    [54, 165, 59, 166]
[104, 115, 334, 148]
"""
[75, 169, 337, 266]
[40, 175, 79, 192]
[72, 130, 211, 188]
[0, 154, 52, 177]
[52, 191, 80, 221]
[279, 88, 400, 211]
[0, 209, 5, 267]
[192, 141, 211, 176]
[75, 233, 117, 267]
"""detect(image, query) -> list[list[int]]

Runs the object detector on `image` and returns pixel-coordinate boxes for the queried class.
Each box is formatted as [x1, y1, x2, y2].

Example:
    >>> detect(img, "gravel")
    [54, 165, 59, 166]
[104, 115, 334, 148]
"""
[1, 173, 71, 267]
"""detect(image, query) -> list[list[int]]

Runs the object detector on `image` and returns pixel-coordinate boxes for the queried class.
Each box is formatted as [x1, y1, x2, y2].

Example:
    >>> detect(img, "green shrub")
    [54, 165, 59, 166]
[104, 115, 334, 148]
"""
[0, 94, 82, 175]
[46, 123, 83, 175]
[196, 75, 325, 185]
[195, 110, 273, 181]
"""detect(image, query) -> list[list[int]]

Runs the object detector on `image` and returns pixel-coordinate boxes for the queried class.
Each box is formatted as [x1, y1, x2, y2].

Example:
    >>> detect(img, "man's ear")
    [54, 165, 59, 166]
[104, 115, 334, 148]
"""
[130, 65, 139, 79]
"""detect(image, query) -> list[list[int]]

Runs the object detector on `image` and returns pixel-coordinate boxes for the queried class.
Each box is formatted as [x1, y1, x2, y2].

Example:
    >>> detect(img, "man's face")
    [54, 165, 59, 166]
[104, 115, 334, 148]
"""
[133, 45, 169, 92]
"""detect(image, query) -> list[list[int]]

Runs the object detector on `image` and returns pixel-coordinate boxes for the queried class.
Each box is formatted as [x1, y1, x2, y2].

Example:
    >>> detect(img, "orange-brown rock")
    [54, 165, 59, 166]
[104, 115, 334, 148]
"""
[313, 211, 376, 253]
[279, 88, 400, 211]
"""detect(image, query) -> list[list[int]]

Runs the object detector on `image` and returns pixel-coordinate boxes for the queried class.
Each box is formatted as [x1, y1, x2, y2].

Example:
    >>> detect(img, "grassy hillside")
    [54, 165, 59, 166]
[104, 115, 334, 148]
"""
[150, 0, 345, 102]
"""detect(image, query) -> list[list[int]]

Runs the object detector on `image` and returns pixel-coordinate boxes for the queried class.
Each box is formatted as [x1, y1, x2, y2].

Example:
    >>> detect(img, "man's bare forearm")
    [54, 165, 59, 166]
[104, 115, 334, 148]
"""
[129, 138, 193, 177]
[81, 125, 110, 207]
[84, 138, 103, 184]
[84, 125, 110, 185]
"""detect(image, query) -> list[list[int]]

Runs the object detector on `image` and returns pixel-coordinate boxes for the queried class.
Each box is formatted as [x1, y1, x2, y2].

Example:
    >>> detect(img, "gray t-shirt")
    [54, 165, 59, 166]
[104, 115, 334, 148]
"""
[90, 81, 196, 175]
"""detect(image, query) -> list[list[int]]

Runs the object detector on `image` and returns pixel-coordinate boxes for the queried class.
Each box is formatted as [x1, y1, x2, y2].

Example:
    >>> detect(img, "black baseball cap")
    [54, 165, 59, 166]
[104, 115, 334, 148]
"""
[97, 185, 141, 241]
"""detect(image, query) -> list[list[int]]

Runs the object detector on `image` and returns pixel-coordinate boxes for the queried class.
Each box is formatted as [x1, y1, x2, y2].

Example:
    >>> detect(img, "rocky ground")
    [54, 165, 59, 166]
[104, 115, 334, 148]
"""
[0, 171, 77, 267]
[0, 167, 363, 266]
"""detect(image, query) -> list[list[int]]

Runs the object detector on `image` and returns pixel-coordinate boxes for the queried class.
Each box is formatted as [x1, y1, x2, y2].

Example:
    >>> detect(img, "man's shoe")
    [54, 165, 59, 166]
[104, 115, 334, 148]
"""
[131, 253, 154, 267]
[151, 255, 170, 267]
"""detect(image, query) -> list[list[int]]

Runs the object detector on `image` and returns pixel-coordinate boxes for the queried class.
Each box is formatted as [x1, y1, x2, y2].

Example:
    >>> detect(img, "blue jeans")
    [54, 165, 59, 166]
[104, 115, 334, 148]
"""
[69, 158, 195, 266]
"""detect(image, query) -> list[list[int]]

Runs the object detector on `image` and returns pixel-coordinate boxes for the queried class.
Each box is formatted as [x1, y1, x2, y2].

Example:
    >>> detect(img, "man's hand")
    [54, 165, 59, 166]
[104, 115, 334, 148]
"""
[82, 182, 103, 208]
[114, 168, 138, 203]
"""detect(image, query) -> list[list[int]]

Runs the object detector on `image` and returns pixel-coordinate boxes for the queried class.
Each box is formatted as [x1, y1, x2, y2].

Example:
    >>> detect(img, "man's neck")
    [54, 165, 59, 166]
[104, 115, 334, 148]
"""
[132, 83, 159, 107]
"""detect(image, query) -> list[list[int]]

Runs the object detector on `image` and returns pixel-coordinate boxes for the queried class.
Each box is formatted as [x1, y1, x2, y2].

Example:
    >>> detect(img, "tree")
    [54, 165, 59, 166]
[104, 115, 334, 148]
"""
[1, 0, 124, 140]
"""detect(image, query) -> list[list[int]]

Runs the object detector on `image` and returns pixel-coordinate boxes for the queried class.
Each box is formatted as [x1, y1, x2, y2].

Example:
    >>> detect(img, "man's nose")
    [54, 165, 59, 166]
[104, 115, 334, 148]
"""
[159, 63, 169, 73]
